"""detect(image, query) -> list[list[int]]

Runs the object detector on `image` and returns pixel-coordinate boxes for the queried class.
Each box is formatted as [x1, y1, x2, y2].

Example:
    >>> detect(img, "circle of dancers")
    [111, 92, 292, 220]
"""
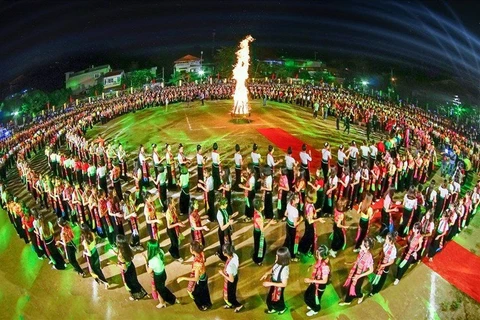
[1, 81, 480, 317]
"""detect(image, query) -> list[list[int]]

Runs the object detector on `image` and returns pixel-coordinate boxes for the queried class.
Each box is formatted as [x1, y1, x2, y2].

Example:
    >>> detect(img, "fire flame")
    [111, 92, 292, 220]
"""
[232, 35, 254, 115]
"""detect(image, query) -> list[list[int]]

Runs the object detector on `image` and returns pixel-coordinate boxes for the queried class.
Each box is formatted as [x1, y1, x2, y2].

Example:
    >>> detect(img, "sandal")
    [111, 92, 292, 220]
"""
[235, 305, 244, 313]
[278, 308, 288, 315]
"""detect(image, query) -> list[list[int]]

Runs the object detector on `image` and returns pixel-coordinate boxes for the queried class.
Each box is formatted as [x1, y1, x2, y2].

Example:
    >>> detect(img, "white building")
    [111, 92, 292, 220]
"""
[65, 65, 111, 94]
[174, 55, 203, 74]
[103, 70, 124, 89]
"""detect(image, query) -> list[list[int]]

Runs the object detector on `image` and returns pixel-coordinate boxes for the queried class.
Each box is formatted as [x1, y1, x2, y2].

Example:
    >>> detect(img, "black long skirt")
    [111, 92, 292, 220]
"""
[124, 262, 148, 300]
[298, 220, 315, 255]
[180, 189, 190, 215]
[192, 275, 212, 310]
[331, 224, 345, 252]
[304, 283, 326, 312]
[44, 237, 66, 270]
[264, 191, 273, 219]
[253, 229, 266, 264]
[88, 249, 108, 283]
[266, 286, 286, 312]
[154, 271, 176, 304]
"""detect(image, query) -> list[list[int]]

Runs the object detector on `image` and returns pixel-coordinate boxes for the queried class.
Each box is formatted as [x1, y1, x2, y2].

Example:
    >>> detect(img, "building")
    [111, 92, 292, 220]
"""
[262, 58, 323, 71]
[65, 65, 111, 94]
[103, 70, 124, 90]
[174, 55, 203, 74]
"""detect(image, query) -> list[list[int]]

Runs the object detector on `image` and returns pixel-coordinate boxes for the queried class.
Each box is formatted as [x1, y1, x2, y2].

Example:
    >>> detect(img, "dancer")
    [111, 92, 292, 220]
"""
[38, 214, 66, 270]
[419, 209, 435, 259]
[122, 191, 142, 250]
[219, 243, 244, 312]
[370, 231, 397, 295]
[150, 164, 167, 211]
[216, 198, 237, 261]
[277, 168, 290, 219]
[266, 145, 282, 170]
[177, 241, 212, 311]
[165, 197, 185, 262]
[211, 142, 221, 189]
[144, 193, 161, 240]
[261, 247, 291, 315]
[261, 166, 274, 220]
[189, 199, 209, 246]
[233, 144, 243, 191]
[57, 217, 85, 276]
[377, 187, 397, 243]
[253, 199, 273, 266]
[283, 193, 303, 261]
[354, 193, 373, 252]
[251, 143, 261, 190]
[309, 169, 325, 216]
[145, 239, 178, 308]
[324, 169, 338, 216]
[298, 192, 325, 256]
[178, 166, 190, 216]
[165, 143, 176, 189]
[219, 166, 233, 215]
[303, 245, 330, 317]
[399, 187, 417, 237]
[335, 146, 347, 179]
[198, 168, 215, 222]
[196, 144, 206, 191]
[394, 222, 422, 285]
[81, 224, 109, 288]
[116, 235, 148, 301]
[299, 144, 312, 182]
[321, 143, 331, 180]
[239, 164, 255, 222]
[428, 212, 450, 261]
[329, 197, 349, 258]
[23, 208, 45, 259]
[285, 147, 296, 190]
[339, 237, 374, 305]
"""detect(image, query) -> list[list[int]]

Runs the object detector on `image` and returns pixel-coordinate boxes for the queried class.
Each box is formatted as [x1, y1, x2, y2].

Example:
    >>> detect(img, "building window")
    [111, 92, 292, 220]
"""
[94, 73, 100, 79]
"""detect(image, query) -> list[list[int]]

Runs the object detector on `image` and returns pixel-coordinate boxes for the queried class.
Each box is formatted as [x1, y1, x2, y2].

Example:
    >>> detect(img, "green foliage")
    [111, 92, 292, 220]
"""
[48, 88, 72, 107]
[21, 90, 49, 115]
[87, 83, 104, 97]
[168, 70, 201, 85]
[127, 69, 155, 88]
[214, 46, 237, 78]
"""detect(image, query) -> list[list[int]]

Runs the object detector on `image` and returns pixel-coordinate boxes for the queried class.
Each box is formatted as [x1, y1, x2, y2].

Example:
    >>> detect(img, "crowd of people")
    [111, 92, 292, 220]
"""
[1, 80, 480, 317]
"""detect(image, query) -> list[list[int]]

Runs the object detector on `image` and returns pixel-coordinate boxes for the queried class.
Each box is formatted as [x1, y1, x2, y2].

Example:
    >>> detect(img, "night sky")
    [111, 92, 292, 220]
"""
[1, 0, 479, 101]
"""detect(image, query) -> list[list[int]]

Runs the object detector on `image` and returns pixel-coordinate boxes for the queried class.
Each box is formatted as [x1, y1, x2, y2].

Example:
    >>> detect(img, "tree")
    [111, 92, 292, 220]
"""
[86, 83, 104, 97]
[127, 69, 155, 88]
[48, 88, 72, 107]
[22, 90, 49, 115]
[214, 46, 237, 78]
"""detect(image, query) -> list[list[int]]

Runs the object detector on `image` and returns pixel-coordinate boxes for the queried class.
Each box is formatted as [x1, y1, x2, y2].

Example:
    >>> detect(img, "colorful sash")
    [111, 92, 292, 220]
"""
[343, 250, 372, 296]
[372, 244, 394, 285]
[312, 260, 328, 304]
[223, 257, 232, 304]
[271, 265, 285, 302]
[399, 233, 422, 268]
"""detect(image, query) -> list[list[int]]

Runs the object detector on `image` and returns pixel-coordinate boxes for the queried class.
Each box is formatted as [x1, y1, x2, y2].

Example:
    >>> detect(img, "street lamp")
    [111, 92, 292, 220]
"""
[361, 80, 369, 86]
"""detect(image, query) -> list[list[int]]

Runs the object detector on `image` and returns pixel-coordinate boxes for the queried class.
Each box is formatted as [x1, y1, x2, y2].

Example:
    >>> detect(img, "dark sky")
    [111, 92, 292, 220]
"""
[1, 0, 479, 100]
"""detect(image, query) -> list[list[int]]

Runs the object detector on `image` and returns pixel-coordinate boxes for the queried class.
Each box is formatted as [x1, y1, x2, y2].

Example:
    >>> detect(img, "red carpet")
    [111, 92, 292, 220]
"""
[258, 127, 480, 303]
[257, 128, 322, 169]
[424, 241, 480, 302]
